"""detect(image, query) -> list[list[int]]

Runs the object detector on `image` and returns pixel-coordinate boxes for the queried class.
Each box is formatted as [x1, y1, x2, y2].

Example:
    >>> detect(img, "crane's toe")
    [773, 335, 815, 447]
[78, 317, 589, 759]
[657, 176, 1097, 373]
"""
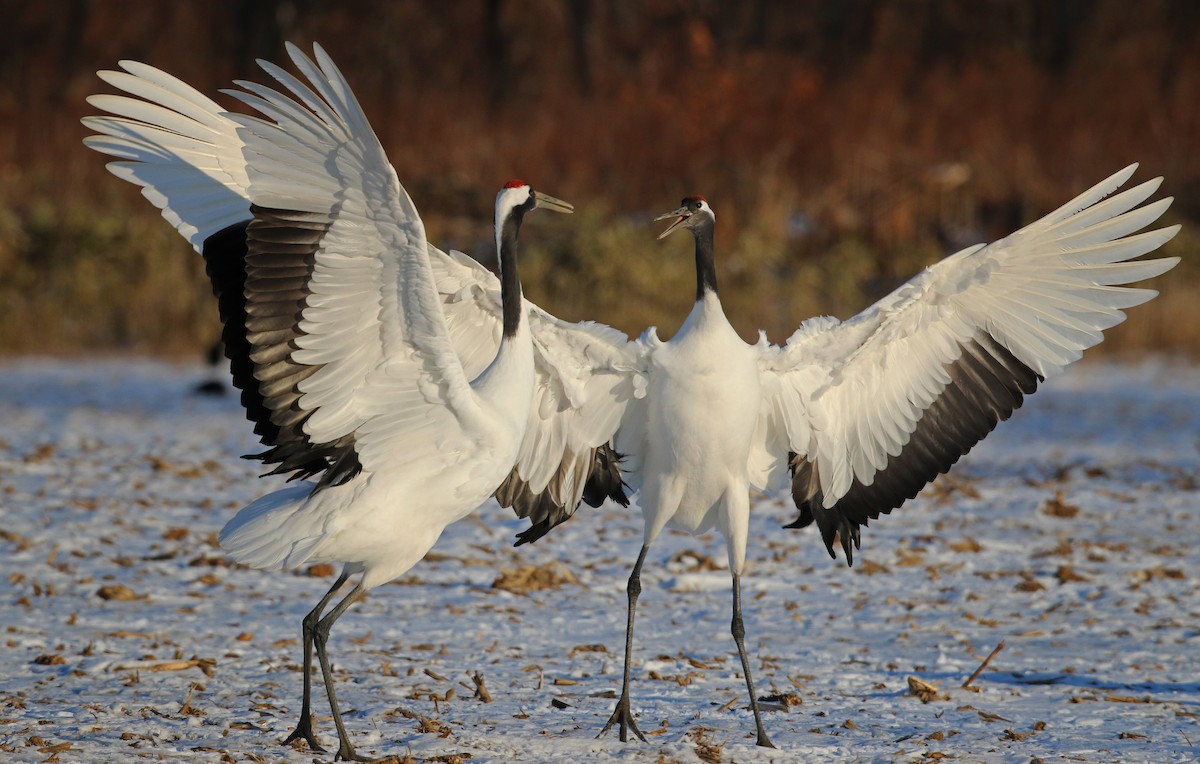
[755, 731, 777, 748]
[282, 715, 326, 753]
[598, 694, 648, 743]
[333, 741, 374, 762]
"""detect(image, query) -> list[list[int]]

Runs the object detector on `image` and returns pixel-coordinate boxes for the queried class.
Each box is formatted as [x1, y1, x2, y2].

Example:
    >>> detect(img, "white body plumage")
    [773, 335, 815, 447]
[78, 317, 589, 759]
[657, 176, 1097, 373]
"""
[634, 293, 761, 567]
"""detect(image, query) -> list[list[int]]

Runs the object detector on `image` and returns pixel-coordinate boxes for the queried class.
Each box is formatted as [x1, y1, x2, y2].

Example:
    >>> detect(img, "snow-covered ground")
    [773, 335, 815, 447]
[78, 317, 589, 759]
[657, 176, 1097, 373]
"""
[0, 356, 1197, 763]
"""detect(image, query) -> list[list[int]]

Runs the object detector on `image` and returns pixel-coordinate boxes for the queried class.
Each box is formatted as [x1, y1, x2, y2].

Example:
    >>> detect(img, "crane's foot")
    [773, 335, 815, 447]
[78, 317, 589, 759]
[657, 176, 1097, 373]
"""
[597, 694, 647, 743]
[333, 739, 372, 762]
[281, 712, 326, 753]
[755, 730, 777, 749]
[330, 730, 406, 763]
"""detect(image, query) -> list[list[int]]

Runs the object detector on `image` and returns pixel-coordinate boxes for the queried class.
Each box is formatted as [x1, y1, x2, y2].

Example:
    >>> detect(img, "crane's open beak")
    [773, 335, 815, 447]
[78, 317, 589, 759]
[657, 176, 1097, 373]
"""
[533, 191, 574, 214]
[654, 206, 692, 239]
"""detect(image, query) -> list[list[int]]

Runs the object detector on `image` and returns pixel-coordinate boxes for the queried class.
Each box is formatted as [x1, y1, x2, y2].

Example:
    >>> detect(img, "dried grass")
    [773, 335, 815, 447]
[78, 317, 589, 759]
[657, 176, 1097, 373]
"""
[491, 561, 580, 594]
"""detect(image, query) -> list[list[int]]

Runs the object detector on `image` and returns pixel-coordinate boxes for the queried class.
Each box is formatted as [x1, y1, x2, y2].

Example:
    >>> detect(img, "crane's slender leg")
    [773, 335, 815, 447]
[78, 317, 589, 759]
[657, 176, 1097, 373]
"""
[599, 544, 650, 743]
[311, 580, 372, 762]
[731, 571, 775, 748]
[283, 569, 351, 752]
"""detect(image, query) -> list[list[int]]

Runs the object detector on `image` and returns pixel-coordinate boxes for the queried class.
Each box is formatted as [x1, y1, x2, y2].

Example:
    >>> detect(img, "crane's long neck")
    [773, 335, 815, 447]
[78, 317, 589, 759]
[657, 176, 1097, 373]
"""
[497, 209, 526, 338]
[472, 205, 534, 419]
[693, 222, 718, 302]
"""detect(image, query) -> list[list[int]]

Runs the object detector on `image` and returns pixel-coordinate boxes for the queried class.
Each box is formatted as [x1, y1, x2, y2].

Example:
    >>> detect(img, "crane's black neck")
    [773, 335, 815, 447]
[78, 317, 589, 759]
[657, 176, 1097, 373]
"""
[498, 207, 527, 338]
[692, 222, 718, 302]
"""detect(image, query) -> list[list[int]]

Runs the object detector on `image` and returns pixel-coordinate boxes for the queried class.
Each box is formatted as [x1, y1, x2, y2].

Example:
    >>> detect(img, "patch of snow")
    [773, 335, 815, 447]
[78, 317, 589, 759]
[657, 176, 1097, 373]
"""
[0, 357, 1197, 762]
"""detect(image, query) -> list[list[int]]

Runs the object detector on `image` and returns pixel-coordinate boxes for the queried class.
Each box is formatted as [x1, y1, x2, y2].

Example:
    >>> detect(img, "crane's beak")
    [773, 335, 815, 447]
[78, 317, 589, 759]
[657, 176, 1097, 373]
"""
[532, 191, 574, 214]
[654, 206, 692, 239]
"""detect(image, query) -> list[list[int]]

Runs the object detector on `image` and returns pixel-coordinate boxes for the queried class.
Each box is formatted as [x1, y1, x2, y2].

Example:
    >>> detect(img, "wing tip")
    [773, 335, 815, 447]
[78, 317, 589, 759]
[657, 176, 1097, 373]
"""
[1112, 162, 1139, 186]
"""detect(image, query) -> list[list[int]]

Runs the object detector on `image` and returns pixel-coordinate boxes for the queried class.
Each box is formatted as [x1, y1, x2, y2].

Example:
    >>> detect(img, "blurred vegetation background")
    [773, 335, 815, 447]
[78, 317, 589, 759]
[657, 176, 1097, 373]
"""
[0, 0, 1196, 356]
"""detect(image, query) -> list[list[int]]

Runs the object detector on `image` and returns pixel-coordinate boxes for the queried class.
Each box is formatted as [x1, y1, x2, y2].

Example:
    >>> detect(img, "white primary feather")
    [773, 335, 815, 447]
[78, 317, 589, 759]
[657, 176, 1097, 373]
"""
[82, 65, 249, 251]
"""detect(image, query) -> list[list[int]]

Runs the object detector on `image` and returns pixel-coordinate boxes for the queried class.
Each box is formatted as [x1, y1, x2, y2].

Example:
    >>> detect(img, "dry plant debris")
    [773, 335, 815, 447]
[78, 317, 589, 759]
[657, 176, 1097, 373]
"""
[962, 641, 1005, 688]
[1055, 565, 1090, 583]
[907, 676, 947, 703]
[1041, 491, 1081, 518]
[759, 692, 803, 708]
[95, 584, 142, 601]
[491, 561, 580, 594]
[688, 728, 724, 763]
[948, 537, 983, 553]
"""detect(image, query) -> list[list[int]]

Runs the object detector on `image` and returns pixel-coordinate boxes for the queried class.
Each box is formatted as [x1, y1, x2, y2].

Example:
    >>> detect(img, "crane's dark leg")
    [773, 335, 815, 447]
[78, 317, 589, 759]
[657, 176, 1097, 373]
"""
[311, 581, 372, 762]
[731, 571, 775, 748]
[599, 544, 649, 743]
[282, 569, 351, 753]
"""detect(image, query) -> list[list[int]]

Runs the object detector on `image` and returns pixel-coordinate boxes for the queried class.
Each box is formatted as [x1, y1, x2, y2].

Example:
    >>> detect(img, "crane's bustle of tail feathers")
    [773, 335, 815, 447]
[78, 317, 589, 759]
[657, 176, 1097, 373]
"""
[219, 483, 322, 571]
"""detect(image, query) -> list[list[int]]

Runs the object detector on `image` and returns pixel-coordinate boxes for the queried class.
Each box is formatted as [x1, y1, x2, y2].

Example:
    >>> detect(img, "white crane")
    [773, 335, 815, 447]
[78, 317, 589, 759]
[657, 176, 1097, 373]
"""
[83, 43, 631, 760]
[589, 179, 1179, 747]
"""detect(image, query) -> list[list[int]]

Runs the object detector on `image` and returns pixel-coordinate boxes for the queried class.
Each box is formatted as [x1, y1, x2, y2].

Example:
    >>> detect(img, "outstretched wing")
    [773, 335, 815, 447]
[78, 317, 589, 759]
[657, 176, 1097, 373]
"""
[229, 42, 495, 479]
[83, 47, 643, 523]
[82, 59, 315, 476]
[87, 43, 487, 485]
[758, 164, 1180, 564]
[427, 246, 645, 544]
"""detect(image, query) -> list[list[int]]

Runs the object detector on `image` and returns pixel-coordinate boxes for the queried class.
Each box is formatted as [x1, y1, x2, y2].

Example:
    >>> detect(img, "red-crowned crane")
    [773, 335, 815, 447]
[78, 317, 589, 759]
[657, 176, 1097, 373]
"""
[591, 180, 1178, 747]
[83, 43, 629, 761]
